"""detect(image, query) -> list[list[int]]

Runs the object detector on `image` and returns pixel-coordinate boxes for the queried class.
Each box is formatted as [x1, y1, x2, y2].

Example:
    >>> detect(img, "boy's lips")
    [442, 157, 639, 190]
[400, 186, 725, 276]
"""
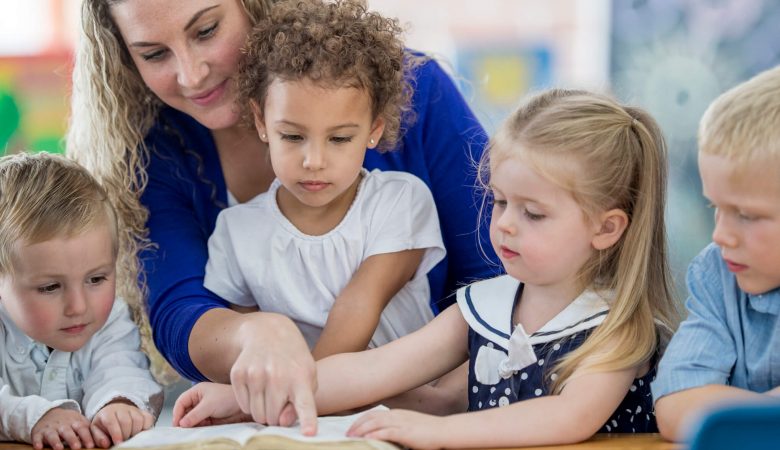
[724, 259, 747, 273]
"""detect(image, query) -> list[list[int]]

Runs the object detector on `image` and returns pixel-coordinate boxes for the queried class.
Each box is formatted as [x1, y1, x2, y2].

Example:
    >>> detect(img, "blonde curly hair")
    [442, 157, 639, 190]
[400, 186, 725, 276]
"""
[238, 0, 416, 151]
[66, 0, 274, 384]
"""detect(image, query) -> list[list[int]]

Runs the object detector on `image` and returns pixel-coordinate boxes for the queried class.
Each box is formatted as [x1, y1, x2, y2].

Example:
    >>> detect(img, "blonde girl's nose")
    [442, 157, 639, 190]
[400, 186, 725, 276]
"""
[711, 211, 737, 249]
[63, 287, 88, 316]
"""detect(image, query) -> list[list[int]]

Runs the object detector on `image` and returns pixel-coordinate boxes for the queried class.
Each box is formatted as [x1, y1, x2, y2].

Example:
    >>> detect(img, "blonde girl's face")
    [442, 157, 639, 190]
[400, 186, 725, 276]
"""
[489, 154, 600, 289]
[0, 223, 116, 353]
[110, 0, 251, 130]
[254, 78, 384, 214]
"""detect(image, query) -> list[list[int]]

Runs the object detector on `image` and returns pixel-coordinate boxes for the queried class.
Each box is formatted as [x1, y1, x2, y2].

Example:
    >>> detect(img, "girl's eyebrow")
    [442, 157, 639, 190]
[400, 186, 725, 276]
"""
[274, 120, 361, 132]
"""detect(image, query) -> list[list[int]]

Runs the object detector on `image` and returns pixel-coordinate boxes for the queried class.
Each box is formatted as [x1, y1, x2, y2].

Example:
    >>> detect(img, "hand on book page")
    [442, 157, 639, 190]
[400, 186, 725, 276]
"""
[116, 406, 402, 450]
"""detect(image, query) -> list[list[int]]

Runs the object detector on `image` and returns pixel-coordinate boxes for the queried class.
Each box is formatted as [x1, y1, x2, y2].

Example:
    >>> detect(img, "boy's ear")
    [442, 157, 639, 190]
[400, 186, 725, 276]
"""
[367, 117, 386, 149]
[591, 208, 629, 250]
[250, 100, 268, 143]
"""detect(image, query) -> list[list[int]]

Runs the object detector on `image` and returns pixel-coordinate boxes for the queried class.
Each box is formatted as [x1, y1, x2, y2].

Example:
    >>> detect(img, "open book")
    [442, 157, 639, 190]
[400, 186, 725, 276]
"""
[117, 406, 400, 450]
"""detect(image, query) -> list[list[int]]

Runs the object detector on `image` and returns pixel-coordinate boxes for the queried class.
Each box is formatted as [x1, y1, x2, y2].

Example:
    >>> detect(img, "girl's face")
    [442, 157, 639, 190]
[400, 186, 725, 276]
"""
[254, 78, 384, 215]
[0, 223, 116, 353]
[489, 154, 600, 290]
[110, 0, 251, 130]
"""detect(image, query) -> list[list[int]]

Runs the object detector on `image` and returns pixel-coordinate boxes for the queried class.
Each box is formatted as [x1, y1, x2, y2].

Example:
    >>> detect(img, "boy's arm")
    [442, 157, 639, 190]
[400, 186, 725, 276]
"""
[652, 245, 744, 441]
[312, 249, 424, 359]
[0, 383, 81, 443]
[348, 351, 641, 449]
[316, 305, 469, 414]
[80, 299, 163, 421]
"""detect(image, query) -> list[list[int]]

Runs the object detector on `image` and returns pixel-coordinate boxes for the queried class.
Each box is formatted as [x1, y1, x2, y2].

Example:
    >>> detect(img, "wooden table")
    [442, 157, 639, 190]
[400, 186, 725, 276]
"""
[1, 434, 683, 449]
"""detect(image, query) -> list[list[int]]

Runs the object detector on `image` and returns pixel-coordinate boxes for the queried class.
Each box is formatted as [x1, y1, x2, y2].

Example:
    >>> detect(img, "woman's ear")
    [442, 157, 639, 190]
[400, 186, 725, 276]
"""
[591, 208, 629, 250]
[367, 117, 386, 149]
[250, 100, 268, 142]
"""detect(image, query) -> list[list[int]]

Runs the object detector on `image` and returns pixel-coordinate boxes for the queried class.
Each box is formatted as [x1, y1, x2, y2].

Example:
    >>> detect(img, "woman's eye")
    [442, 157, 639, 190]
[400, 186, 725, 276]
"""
[198, 22, 218, 39]
[141, 49, 167, 62]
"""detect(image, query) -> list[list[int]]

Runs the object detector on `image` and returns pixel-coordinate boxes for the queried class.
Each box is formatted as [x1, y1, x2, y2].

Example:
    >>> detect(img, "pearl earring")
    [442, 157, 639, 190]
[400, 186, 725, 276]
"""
[261, 133, 267, 140]
[369, 138, 375, 145]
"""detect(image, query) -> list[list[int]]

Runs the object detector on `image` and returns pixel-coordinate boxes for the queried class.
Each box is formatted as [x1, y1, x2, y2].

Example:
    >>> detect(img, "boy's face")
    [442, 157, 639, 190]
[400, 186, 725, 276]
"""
[699, 152, 780, 294]
[0, 223, 116, 352]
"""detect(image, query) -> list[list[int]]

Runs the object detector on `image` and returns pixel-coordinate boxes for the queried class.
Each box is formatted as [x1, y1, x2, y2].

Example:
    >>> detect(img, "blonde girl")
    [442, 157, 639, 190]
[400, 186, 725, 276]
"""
[175, 88, 679, 448]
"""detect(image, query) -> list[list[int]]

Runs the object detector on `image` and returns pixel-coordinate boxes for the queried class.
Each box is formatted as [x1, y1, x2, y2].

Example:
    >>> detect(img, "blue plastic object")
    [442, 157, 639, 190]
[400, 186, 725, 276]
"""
[688, 403, 780, 450]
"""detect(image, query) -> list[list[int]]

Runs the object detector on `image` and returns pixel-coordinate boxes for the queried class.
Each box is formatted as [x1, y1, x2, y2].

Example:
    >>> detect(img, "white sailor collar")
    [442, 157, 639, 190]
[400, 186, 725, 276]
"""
[456, 275, 611, 352]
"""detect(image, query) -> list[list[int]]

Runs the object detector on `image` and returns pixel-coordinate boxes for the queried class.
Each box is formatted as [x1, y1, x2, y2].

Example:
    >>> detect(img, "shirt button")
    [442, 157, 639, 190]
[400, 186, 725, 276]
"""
[17, 347, 25, 354]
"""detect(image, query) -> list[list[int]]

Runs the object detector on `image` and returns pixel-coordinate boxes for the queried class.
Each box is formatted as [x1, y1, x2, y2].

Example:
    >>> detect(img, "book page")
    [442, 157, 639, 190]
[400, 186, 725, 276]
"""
[117, 406, 400, 450]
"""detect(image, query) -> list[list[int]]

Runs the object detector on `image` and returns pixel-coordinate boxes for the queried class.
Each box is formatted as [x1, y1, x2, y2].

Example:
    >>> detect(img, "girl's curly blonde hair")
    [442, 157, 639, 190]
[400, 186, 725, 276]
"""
[238, 0, 417, 151]
[66, 0, 274, 384]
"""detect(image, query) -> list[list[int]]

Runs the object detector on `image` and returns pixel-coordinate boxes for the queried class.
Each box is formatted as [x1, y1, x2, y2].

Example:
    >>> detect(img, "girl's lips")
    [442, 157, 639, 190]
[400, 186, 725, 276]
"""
[189, 80, 227, 107]
[500, 246, 519, 259]
[300, 181, 330, 192]
[725, 259, 747, 273]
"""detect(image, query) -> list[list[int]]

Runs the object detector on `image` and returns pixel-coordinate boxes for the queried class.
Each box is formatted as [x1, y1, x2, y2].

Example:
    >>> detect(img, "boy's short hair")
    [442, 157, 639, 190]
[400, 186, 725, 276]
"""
[0, 152, 117, 275]
[699, 65, 780, 165]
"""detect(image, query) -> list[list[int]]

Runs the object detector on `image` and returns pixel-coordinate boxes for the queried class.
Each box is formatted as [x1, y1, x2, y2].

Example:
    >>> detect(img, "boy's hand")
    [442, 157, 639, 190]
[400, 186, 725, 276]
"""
[173, 382, 250, 427]
[31, 407, 94, 450]
[91, 399, 154, 448]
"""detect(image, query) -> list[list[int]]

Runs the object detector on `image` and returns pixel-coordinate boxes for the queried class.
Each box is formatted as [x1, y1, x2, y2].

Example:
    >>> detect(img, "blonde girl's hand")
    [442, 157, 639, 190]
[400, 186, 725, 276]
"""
[173, 382, 250, 427]
[90, 400, 154, 447]
[347, 409, 446, 450]
[31, 407, 94, 450]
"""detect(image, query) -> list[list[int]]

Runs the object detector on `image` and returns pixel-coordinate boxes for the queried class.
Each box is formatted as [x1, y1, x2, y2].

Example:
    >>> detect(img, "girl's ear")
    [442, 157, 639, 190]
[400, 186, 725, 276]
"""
[250, 100, 268, 143]
[367, 117, 386, 149]
[591, 208, 629, 250]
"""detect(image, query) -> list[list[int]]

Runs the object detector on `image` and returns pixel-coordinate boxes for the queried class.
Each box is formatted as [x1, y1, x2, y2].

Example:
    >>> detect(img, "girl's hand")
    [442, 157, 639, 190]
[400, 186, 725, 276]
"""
[173, 382, 249, 427]
[90, 400, 154, 447]
[347, 409, 446, 450]
[31, 408, 94, 450]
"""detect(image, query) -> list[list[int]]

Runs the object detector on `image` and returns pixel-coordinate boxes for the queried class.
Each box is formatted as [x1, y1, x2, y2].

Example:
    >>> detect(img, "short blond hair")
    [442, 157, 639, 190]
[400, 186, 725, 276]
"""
[699, 65, 780, 165]
[0, 152, 117, 276]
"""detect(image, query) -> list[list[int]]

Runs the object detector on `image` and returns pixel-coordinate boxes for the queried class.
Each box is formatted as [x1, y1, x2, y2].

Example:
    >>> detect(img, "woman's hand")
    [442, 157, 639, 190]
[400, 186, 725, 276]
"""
[230, 312, 318, 435]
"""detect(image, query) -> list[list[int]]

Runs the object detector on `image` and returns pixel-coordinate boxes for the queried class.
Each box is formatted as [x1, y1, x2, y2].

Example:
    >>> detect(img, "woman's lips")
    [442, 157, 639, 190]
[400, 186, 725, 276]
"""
[190, 80, 227, 106]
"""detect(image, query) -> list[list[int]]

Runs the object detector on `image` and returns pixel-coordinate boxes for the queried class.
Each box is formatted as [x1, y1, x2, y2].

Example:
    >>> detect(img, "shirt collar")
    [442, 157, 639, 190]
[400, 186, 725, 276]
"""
[746, 286, 780, 315]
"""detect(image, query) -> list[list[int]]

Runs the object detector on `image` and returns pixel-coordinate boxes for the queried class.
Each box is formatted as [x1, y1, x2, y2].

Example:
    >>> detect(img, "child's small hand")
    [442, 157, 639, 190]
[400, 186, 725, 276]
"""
[91, 400, 154, 448]
[31, 407, 94, 450]
[347, 409, 445, 450]
[173, 382, 249, 427]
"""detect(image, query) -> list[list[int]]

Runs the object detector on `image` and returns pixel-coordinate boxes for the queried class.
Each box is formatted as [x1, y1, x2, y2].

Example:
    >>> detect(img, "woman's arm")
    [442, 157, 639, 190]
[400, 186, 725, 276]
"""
[312, 249, 424, 359]
[316, 305, 469, 414]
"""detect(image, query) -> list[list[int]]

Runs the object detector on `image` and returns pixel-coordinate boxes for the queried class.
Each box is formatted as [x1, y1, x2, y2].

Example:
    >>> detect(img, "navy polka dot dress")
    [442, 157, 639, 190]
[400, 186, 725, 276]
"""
[457, 275, 657, 433]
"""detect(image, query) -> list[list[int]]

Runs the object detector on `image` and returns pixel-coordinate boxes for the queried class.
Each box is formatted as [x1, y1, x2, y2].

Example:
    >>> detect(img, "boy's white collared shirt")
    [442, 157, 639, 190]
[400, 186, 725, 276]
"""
[0, 299, 162, 443]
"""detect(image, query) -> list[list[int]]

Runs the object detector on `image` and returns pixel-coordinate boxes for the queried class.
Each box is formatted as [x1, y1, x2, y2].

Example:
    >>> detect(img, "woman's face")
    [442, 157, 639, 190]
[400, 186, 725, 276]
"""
[110, 0, 251, 130]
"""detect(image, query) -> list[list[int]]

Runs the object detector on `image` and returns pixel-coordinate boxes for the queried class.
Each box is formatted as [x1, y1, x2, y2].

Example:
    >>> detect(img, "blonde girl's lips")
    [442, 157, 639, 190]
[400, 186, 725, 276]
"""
[190, 80, 228, 106]
[500, 246, 519, 259]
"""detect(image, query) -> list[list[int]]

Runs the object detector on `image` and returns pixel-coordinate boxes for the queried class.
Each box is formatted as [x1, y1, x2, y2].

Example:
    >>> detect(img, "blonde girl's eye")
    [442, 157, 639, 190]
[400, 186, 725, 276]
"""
[524, 209, 545, 221]
[331, 136, 353, 144]
[37, 283, 60, 294]
[88, 275, 108, 285]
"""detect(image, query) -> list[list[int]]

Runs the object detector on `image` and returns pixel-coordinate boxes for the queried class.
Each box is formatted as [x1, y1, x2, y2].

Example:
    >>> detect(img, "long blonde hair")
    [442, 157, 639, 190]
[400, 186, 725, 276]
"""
[66, 0, 274, 382]
[479, 89, 680, 393]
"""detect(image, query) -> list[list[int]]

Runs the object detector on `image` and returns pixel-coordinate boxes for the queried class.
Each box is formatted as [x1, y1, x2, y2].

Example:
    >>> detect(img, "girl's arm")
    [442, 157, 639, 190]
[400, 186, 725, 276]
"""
[316, 305, 469, 414]
[312, 249, 424, 359]
[349, 349, 642, 449]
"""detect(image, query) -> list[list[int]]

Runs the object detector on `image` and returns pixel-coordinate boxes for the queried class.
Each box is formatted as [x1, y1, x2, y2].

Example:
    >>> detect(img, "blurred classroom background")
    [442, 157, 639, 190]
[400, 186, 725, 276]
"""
[1, 0, 778, 325]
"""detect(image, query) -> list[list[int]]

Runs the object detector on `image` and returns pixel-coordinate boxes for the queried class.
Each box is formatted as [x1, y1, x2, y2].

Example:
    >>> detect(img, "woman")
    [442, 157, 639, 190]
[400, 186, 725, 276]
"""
[67, 0, 495, 432]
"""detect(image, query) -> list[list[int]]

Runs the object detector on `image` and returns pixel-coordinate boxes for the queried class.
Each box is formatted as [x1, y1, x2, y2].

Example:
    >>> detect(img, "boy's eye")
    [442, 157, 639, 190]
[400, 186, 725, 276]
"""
[280, 133, 303, 142]
[88, 275, 108, 285]
[197, 22, 218, 39]
[37, 283, 60, 294]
